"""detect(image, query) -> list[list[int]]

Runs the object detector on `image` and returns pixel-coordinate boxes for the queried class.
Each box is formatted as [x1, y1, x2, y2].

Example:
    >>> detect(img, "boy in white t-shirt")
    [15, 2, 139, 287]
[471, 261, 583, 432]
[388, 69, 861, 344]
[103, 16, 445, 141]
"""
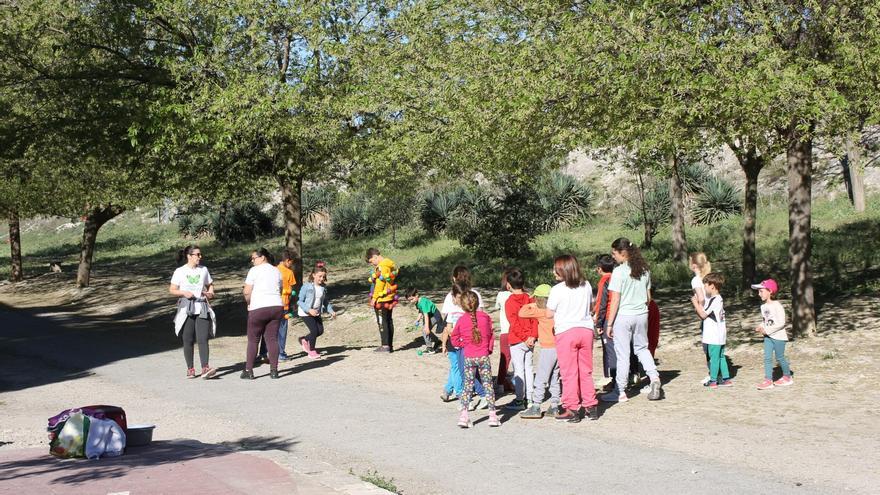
[690, 273, 732, 389]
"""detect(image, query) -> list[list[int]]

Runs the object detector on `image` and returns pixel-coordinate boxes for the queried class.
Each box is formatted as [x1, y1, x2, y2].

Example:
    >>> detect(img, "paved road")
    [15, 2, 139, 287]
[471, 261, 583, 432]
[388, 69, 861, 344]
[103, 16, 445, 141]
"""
[0, 305, 824, 494]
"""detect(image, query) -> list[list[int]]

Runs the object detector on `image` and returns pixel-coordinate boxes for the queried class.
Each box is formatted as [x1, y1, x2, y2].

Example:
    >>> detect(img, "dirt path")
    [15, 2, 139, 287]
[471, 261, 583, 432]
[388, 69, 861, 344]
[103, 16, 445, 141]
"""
[2, 268, 879, 494]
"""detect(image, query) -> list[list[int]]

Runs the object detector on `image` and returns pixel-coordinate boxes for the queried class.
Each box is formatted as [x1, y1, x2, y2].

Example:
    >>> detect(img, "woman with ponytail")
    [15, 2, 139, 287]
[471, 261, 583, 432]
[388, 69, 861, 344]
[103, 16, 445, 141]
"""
[169, 245, 217, 379]
[601, 238, 663, 402]
[450, 290, 499, 428]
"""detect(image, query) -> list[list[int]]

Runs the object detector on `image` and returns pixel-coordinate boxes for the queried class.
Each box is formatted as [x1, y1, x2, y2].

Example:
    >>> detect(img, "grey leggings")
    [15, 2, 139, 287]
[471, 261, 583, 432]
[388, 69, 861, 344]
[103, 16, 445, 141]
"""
[612, 313, 658, 392]
[181, 315, 211, 369]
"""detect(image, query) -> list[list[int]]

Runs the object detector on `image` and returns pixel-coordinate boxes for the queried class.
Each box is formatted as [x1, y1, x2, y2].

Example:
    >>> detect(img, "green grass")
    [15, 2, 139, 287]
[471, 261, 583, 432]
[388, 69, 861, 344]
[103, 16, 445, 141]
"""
[4, 195, 880, 305]
[353, 469, 401, 493]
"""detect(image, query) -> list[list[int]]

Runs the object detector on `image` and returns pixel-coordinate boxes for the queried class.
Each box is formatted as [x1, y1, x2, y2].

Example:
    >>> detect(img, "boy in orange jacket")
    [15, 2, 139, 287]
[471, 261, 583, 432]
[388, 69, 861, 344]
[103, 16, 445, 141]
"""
[518, 284, 560, 418]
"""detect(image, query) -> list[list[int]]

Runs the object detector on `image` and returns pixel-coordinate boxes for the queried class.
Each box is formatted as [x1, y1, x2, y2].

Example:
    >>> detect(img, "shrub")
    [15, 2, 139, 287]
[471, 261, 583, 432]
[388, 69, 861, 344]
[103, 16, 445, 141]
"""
[692, 178, 742, 225]
[301, 186, 337, 230]
[678, 162, 712, 196]
[177, 201, 278, 243]
[330, 194, 381, 239]
[447, 183, 543, 258]
[536, 172, 593, 231]
[420, 186, 465, 235]
[624, 182, 671, 231]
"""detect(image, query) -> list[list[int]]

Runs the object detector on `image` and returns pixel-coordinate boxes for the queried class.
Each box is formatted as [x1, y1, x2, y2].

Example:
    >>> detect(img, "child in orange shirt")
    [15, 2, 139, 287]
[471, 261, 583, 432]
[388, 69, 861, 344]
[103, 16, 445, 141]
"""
[517, 284, 561, 419]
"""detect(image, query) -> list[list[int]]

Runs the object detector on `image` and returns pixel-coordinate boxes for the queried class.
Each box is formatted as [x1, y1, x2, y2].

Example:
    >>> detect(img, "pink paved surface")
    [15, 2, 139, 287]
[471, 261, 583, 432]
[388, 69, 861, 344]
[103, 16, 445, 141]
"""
[0, 442, 322, 495]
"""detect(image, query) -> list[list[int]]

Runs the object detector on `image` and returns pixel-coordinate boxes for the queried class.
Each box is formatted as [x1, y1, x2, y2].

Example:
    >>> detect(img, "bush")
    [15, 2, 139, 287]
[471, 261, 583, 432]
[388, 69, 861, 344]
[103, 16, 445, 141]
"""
[536, 172, 593, 231]
[678, 162, 712, 196]
[624, 182, 671, 230]
[301, 186, 337, 230]
[177, 201, 278, 243]
[692, 178, 742, 225]
[447, 183, 543, 258]
[330, 192, 397, 239]
[420, 186, 465, 235]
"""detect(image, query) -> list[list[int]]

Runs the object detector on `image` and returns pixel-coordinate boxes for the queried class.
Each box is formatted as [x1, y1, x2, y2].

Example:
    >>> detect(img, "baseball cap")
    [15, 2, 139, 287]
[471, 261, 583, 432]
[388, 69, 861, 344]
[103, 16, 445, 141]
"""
[533, 284, 552, 298]
[751, 279, 778, 294]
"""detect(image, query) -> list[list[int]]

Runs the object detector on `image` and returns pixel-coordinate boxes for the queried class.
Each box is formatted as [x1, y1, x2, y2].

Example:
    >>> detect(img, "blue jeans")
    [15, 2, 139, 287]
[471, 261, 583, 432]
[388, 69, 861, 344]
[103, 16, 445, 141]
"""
[445, 348, 463, 395]
[763, 337, 790, 379]
[277, 318, 289, 357]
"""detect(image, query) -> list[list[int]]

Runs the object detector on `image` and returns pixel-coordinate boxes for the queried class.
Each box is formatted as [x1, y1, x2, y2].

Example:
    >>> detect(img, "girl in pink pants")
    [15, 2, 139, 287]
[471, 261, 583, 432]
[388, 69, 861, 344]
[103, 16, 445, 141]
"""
[545, 254, 599, 422]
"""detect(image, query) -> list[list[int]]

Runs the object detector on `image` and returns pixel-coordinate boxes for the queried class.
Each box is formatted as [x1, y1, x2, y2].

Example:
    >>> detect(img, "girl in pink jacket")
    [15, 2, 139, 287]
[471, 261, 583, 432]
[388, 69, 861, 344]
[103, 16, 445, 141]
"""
[451, 291, 500, 428]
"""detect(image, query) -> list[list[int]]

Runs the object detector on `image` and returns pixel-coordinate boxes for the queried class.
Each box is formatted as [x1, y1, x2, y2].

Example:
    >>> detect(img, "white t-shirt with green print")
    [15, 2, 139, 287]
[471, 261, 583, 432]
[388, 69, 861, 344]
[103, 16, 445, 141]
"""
[171, 265, 213, 313]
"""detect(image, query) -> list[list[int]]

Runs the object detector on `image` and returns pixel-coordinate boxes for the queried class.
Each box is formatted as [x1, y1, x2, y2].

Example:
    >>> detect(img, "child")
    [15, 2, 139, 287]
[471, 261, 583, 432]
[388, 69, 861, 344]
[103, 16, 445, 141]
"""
[503, 268, 538, 411]
[297, 265, 336, 359]
[752, 279, 793, 389]
[406, 288, 443, 353]
[518, 284, 561, 419]
[494, 271, 515, 394]
[691, 272, 732, 389]
[366, 248, 398, 353]
[440, 266, 488, 408]
[450, 290, 500, 428]
[593, 255, 615, 392]
[689, 252, 713, 384]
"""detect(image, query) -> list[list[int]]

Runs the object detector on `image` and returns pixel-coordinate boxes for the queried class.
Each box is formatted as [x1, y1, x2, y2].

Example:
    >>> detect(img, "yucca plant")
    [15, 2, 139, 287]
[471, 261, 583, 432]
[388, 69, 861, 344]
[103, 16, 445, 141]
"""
[420, 186, 465, 235]
[330, 194, 384, 239]
[691, 178, 742, 225]
[677, 162, 712, 196]
[301, 186, 337, 228]
[536, 172, 593, 231]
[624, 183, 671, 230]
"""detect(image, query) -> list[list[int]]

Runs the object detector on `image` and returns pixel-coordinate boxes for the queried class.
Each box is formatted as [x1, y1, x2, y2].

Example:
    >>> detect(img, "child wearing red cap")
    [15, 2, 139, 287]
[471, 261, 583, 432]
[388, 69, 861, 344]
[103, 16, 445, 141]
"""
[752, 279, 793, 389]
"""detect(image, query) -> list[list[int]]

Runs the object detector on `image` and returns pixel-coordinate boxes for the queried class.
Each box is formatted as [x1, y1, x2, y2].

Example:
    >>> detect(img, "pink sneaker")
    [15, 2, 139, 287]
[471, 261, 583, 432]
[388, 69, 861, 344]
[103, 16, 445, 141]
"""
[774, 376, 794, 386]
[186, 368, 196, 379]
[300, 337, 311, 353]
[756, 379, 774, 390]
[201, 365, 217, 379]
[457, 409, 472, 428]
[488, 410, 501, 427]
[307, 350, 322, 359]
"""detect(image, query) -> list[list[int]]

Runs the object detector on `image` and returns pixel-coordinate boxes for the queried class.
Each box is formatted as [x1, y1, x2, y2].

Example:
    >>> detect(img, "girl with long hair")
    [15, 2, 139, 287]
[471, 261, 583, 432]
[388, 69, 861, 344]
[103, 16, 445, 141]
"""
[450, 290, 500, 428]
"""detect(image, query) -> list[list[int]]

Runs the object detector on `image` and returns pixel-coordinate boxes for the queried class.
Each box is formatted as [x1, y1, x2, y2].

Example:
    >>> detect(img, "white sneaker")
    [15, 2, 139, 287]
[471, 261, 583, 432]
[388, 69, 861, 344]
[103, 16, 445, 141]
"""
[700, 375, 711, 386]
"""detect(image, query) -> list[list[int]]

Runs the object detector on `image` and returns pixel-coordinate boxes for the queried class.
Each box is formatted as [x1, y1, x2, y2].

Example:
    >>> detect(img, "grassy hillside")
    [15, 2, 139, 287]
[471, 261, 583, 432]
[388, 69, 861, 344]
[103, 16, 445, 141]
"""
[3, 195, 879, 302]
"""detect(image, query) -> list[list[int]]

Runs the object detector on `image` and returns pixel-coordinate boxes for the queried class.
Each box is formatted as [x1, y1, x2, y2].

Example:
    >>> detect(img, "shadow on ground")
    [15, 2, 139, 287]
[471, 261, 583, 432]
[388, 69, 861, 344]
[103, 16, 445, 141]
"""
[0, 436, 297, 487]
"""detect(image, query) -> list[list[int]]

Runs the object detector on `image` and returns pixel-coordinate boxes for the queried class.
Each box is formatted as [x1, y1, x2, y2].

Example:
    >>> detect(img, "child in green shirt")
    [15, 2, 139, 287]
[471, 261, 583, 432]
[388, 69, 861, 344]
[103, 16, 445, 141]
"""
[406, 288, 444, 353]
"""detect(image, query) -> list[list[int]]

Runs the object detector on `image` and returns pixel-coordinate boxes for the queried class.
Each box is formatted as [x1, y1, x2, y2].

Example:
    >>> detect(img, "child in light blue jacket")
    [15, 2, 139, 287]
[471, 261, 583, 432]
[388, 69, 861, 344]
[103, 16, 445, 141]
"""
[297, 265, 336, 359]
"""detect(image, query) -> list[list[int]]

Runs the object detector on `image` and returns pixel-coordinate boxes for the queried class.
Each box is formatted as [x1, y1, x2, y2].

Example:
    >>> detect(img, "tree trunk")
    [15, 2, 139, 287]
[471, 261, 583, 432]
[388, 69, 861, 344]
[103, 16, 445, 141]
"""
[8, 208, 23, 282]
[280, 174, 304, 286]
[636, 169, 653, 249]
[739, 149, 765, 293]
[844, 133, 866, 213]
[786, 130, 817, 337]
[217, 201, 229, 247]
[668, 154, 688, 262]
[77, 204, 124, 288]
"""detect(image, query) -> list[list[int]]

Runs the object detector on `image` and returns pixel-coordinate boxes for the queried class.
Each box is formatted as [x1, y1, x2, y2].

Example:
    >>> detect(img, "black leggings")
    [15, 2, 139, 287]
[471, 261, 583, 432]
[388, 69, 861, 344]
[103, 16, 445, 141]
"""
[375, 307, 394, 348]
[181, 315, 211, 369]
[302, 315, 324, 349]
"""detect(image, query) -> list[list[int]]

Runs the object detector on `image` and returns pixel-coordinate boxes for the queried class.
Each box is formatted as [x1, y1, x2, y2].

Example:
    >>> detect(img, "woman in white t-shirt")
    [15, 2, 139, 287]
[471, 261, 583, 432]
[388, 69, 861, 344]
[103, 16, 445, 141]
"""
[169, 245, 216, 379]
[241, 247, 284, 380]
[545, 254, 598, 422]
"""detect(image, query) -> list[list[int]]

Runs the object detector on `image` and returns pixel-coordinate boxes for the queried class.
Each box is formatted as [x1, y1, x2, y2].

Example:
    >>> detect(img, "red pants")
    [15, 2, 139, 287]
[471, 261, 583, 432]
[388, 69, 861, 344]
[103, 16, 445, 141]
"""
[555, 327, 597, 410]
[497, 333, 513, 389]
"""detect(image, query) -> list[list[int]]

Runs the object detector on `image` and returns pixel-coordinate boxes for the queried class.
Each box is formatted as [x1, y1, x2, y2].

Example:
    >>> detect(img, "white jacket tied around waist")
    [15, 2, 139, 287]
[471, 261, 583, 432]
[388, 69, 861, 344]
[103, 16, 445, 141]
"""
[173, 297, 217, 337]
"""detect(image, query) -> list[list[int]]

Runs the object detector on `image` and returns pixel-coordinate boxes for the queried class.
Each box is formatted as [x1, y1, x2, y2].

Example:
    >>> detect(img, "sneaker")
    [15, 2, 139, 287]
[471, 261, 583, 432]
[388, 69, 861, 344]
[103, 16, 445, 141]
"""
[567, 407, 583, 424]
[270, 369, 280, 379]
[201, 366, 217, 379]
[488, 411, 501, 427]
[756, 379, 774, 390]
[718, 379, 734, 387]
[700, 375, 712, 386]
[300, 337, 311, 353]
[440, 391, 459, 402]
[240, 369, 255, 380]
[519, 404, 543, 419]
[706, 381, 718, 389]
[503, 399, 527, 411]
[600, 392, 628, 403]
[547, 404, 563, 418]
[457, 409, 472, 428]
[774, 376, 794, 386]
[601, 381, 616, 393]
[278, 354, 292, 362]
[585, 405, 599, 421]
[554, 407, 577, 421]
[647, 380, 663, 400]
[373, 345, 391, 353]
[307, 350, 322, 359]
[186, 368, 196, 379]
